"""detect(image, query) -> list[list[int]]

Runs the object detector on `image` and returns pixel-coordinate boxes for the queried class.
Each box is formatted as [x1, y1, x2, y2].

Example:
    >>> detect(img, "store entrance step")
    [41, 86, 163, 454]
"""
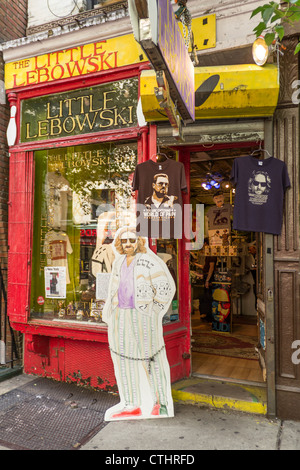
[171, 377, 267, 415]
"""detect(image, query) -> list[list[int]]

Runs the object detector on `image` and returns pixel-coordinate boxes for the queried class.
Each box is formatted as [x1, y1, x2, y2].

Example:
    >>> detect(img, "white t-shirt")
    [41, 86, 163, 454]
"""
[46, 172, 71, 231]
[44, 230, 73, 284]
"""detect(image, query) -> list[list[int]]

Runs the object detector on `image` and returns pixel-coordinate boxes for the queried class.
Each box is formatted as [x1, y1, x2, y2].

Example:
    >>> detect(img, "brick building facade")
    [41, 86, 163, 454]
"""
[0, 0, 27, 367]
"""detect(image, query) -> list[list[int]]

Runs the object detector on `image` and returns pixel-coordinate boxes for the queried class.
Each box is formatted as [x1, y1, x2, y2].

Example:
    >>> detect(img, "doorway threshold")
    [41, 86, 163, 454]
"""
[172, 374, 267, 416]
[192, 372, 266, 388]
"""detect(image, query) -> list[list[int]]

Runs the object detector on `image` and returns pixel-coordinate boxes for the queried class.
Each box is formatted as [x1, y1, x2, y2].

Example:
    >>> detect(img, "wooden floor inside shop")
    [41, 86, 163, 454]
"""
[191, 315, 264, 383]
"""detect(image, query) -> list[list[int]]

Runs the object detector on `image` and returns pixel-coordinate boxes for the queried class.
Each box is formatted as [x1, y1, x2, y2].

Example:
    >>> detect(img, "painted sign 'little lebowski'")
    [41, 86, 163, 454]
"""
[21, 78, 138, 141]
[5, 34, 146, 90]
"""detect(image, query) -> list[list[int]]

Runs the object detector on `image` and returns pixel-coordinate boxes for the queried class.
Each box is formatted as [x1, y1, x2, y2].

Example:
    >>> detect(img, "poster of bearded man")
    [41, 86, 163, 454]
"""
[102, 226, 176, 420]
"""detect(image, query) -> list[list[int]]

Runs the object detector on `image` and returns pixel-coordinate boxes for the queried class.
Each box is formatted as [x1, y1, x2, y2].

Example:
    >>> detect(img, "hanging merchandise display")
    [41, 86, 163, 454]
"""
[206, 190, 232, 246]
[46, 171, 71, 231]
[132, 157, 187, 238]
[230, 155, 290, 235]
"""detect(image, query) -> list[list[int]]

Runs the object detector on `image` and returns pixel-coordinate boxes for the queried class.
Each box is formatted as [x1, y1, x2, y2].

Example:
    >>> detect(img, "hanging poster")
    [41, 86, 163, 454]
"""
[44, 266, 66, 299]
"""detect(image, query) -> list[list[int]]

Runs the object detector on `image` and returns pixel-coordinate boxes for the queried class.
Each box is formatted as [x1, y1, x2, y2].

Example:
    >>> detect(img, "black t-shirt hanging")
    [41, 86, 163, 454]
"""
[132, 159, 187, 238]
[230, 155, 290, 235]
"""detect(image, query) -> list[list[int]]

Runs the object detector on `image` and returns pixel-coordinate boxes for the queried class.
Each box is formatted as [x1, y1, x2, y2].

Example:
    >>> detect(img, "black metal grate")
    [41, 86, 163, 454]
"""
[0, 377, 119, 450]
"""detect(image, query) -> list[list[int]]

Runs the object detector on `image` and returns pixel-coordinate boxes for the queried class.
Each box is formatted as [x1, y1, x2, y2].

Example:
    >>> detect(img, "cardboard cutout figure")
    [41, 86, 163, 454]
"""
[102, 226, 176, 421]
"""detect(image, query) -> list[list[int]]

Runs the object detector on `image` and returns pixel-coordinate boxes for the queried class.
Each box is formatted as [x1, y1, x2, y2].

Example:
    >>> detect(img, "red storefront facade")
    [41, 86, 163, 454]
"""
[5, 47, 191, 390]
[2, 0, 300, 423]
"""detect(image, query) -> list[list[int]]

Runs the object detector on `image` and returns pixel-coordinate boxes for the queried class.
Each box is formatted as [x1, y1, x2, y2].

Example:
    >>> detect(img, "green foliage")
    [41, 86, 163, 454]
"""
[251, 1, 300, 53]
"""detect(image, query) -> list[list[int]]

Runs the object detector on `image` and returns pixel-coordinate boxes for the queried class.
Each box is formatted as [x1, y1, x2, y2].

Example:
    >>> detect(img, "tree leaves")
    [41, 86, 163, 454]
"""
[262, 6, 276, 23]
[264, 32, 276, 45]
[253, 21, 269, 37]
[251, 1, 300, 53]
[250, 6, 264, 19]
[274, 25, 285, 40]
[294, 41, 300, 54]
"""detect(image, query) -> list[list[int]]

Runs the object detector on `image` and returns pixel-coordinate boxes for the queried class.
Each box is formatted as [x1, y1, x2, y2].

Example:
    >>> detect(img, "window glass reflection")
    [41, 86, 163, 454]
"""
[30, 141, 137, 323]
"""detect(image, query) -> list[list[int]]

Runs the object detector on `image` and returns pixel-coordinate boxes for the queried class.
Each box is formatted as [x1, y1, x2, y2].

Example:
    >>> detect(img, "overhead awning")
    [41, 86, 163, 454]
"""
[140, 64, 279, 121]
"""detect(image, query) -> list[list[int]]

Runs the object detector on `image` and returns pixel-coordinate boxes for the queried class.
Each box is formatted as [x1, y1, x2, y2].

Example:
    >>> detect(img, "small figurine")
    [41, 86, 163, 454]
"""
[58, 301, 65, 318]
[67, 302, 75, 316]
[90, 300, 101, 322]
[76, 309, 84, 321]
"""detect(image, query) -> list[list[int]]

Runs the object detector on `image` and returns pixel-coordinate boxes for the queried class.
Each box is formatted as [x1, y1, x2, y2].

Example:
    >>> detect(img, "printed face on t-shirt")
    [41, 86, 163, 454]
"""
[248, 170, 271, 205]
[153, 175, 169, 198]
[252, 174, 267, 195]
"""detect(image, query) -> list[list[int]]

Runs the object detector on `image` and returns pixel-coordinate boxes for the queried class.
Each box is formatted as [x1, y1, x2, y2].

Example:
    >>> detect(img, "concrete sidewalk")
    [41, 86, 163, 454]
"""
[0, 373, 299, 451]
[81, 403, 299, 451]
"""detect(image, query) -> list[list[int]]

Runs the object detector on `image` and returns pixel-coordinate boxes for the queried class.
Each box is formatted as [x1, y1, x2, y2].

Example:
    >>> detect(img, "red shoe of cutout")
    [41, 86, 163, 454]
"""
[151, 404, 160, 416]
[112, 407, 142, 419]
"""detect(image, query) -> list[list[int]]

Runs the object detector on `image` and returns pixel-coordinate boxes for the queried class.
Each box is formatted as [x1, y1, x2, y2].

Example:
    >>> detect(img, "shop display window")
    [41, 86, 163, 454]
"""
[30, 141, 137, 323]
[30, 142, 180, 325]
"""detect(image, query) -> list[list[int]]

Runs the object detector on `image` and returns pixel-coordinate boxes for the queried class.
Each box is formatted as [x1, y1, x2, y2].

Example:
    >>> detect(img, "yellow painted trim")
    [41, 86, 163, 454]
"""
[140, 64, 279, 121]
[172, 388, 267, 415]
[179, 14, 216, 51]
[171, 378, 267, 415]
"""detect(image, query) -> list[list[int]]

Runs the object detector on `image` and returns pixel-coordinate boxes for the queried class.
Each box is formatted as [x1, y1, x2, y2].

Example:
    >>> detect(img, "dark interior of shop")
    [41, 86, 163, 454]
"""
[188, 145, 264, 384]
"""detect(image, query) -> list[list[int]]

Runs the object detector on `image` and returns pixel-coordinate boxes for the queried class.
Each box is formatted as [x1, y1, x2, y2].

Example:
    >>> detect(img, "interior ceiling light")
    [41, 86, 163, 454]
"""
[252, 36, 269, 66]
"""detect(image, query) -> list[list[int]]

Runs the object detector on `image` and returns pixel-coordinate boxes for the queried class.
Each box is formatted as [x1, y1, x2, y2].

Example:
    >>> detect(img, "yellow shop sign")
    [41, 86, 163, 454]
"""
[5, 34, 146, 90]
[140, 64, 280, 120]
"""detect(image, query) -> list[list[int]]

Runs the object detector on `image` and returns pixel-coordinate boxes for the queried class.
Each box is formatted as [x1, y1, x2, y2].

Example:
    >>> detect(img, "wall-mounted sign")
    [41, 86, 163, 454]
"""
[140, 65, 280, 121]
[129, 0, 195, 124]
[178, 14, 216, 52]
[5, 34, 146, 90]
[21, 78, 138, 142]
[156, 0, 195, 122]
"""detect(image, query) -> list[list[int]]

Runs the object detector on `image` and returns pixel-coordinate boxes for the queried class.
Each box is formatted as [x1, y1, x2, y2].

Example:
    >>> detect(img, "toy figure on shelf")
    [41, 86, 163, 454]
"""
[67, 302, 75, 316]
[58, 301, 65, 318]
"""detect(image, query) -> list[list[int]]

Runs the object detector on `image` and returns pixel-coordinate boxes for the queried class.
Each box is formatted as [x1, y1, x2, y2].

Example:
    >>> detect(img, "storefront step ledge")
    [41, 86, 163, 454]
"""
[0, 366, 23, 383]
[171, 377, 267, 416]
